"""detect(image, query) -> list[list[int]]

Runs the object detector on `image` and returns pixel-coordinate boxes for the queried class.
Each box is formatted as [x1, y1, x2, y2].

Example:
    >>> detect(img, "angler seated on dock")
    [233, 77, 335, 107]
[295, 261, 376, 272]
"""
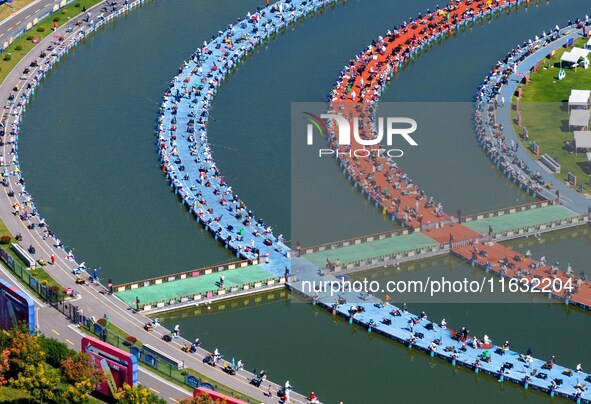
[479, 351, 492, 363]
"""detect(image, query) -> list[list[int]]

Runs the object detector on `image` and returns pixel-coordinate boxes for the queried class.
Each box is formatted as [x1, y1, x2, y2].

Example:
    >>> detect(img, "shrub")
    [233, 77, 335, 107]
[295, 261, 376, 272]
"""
[39, 335, 75, 367]
[36, 26, 45, 33]
[50, 285, 60, 293]
[74, 2, 81, 7]
[41, 279, 48, 286]
[14, 45, 22, 51]
[1, 54, 8, 61]
[96, 318, 107, 326]
[125, 336, 138, 344]
[26, 35, 33, 41]
[0, 235, 11, 244]
[53, 17, 60, 22]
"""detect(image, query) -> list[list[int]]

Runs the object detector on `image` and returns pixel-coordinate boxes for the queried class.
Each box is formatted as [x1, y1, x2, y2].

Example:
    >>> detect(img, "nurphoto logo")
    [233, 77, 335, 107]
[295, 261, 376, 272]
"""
[304, 112, 419, 158]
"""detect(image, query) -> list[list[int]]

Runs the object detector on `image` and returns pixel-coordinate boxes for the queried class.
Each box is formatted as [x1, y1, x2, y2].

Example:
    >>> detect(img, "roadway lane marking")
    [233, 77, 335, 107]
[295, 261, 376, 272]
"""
[136, 367, 191, 395]
[65, 339, 74, 346]
[149, 387, 160, 394]
[25, 15, 31, 19]
[51, 329, 60, 336]
[16, 21, 21, 25]
[7, 26, 12, 30]
[169, 398, 179, 403]
[35, 8, 41, 13]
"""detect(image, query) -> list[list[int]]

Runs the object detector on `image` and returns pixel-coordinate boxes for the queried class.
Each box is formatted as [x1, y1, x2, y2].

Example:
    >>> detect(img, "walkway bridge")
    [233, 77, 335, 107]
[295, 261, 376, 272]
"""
[115, 199, 590, 313]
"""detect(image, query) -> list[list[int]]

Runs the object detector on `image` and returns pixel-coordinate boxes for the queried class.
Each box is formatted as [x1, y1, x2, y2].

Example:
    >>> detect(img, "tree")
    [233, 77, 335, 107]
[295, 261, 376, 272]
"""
[0, 348, 10, 385]
[10, 362, 62, 403]
[39, 335, 75, 368]
[60, 352, 106, 403]
[114, 383, 168, 404]
[5, 327, 44, 376]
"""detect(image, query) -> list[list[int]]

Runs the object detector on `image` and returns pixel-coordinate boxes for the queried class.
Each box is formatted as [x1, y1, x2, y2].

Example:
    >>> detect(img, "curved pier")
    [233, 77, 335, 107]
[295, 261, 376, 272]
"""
[156, 0, 343, 278]
[325, 0, 525, 229]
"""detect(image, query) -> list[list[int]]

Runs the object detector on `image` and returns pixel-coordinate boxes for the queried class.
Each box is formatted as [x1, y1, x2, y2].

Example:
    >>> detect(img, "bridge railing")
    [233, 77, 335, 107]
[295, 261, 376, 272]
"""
[299, 228, 415, 256]
[460, 199, 559, 224]
[113, 259, 257, 293]
[488, 214, 589, 241]
[137, 276, 286, 311]
[451, 235, 493, 249]
[422, 217, 459, 231]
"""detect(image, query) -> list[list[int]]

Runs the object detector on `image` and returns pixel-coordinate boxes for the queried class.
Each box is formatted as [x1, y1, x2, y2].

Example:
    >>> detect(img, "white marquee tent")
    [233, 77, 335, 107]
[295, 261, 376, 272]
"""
[569, 89, 591, 110]
[561, 47, 591, 68]
[569, 109, 591, 130]
[573, 131, 591, 151]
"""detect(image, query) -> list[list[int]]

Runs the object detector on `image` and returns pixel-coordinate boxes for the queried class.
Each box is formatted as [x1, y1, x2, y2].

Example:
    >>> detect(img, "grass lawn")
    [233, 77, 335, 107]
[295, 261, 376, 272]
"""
[0, 0, 37, 24]
[0, 0, 104, 84]
[0, 216, 10, 237]
[511, 37, 591, 193]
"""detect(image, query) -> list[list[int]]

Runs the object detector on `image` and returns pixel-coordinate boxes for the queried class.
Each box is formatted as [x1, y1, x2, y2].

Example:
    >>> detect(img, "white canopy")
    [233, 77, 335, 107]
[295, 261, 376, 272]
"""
[569, 89, 591, 109]
[571, 47, 591, 59]
[569, 109, 591, 129]
[574, 131, 591, 149]
[562, 51, 580, 64]
[587, 37, 591, 49]
[587, 152, 591, 163]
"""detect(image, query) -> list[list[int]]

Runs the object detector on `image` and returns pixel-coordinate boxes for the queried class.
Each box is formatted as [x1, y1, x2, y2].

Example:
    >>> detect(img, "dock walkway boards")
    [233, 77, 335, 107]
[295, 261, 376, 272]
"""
[116, 265, 274, 306]
[464, 205, 579, 235]
[303, 232, 439, 267]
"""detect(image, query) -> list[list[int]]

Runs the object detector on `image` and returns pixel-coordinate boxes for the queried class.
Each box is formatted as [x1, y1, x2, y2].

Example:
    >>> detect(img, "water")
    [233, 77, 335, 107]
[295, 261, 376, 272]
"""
[16, 0, 591, 402]
[19, 0, 265, 282]
[159, 227, 591, 403]
[159, 270, 591, 404]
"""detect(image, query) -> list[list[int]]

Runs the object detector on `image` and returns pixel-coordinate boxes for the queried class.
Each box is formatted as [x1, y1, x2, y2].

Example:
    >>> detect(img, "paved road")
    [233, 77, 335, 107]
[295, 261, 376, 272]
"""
[0, 1, 310, 403]
[0, 0, 73, 49]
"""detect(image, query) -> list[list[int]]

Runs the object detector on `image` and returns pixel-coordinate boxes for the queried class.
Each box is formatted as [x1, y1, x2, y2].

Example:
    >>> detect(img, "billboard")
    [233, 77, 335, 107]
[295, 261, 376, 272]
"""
[81, 336, 138, 398]
[0, 278, 35, 335]
[193, 387, 248, 404]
